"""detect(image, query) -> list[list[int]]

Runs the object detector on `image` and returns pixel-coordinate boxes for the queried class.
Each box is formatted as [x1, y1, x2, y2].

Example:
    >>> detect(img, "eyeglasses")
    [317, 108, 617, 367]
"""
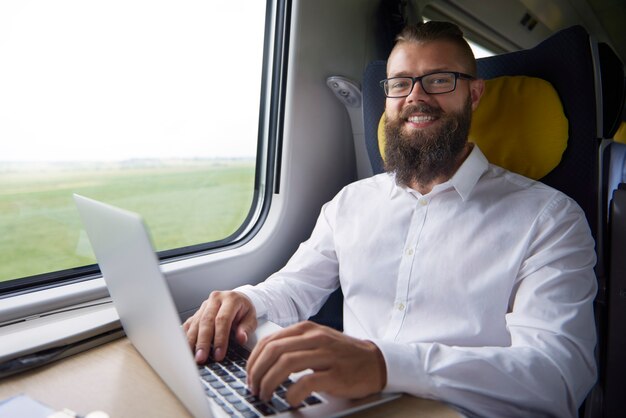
[380, 71, 475, 98]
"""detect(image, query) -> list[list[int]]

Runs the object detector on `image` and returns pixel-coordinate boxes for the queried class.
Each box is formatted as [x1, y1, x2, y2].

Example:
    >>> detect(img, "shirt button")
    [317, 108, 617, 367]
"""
[405, 248, 414, 256]
[397, 303, 405, 311]
[418, 198, 428, 206]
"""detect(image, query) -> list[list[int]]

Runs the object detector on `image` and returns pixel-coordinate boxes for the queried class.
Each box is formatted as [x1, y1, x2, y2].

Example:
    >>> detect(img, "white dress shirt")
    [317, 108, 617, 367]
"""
[237, 145, 597, 418]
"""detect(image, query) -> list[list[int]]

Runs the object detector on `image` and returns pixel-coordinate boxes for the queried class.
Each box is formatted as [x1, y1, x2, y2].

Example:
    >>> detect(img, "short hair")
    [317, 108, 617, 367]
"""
[393, 21, 477, 76]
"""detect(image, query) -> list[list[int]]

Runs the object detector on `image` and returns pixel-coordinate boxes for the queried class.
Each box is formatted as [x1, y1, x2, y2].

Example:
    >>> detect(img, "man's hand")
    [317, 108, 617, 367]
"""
[183, 291, 257, 364]
[246, 321, 387, 407]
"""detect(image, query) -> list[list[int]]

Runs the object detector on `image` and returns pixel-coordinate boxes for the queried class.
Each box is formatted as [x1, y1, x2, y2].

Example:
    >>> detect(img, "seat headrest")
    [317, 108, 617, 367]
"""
[615, 122, 626, 143]
[377, 76, 569, 180]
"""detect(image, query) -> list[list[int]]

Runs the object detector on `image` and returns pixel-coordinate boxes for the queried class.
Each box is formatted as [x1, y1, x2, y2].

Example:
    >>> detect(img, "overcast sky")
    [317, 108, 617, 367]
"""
[0, 1, 265, 162]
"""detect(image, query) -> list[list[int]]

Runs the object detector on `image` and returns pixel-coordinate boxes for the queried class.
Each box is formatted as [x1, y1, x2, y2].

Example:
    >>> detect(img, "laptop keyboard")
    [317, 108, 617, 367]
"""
[198, 344, 323, 417]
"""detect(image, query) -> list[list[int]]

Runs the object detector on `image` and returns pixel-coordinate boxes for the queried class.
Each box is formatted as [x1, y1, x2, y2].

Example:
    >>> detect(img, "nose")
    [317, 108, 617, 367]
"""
[406, 79, 428, 103]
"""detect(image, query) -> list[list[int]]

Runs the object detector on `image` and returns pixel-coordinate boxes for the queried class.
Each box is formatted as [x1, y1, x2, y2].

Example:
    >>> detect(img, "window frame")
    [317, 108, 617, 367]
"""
[0, 0, 290, 299]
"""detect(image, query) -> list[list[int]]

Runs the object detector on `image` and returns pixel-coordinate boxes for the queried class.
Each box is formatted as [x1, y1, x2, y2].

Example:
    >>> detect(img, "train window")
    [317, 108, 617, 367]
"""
[422, 16, 496, 59]
[0, 1, 271, 289]
[467, 39, 496, 59]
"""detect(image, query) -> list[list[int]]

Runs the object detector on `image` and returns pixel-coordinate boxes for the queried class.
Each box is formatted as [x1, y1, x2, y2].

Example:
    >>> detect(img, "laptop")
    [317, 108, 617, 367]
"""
[73, 194, 400, 418]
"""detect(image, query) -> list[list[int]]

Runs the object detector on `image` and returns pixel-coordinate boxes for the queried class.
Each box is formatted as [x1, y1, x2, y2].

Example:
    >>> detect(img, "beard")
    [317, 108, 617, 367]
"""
[383, 96, 473, 187]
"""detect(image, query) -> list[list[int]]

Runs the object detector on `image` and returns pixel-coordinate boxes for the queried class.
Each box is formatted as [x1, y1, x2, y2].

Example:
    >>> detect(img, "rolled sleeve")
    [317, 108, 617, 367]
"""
[234, 285, 269, 319]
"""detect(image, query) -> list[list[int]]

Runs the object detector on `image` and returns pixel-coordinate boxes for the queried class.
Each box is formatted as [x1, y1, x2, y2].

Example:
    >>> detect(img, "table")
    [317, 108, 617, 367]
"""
[0, 338, 461, 418]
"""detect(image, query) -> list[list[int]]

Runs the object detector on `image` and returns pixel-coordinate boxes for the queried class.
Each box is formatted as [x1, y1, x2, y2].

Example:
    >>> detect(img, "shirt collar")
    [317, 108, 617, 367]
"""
[389, 144, 489, 201]
[447, 144, 489, 201]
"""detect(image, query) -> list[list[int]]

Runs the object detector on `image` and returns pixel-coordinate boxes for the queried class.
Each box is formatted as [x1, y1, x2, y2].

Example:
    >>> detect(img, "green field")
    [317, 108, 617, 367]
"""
[0, 160, 256, 282]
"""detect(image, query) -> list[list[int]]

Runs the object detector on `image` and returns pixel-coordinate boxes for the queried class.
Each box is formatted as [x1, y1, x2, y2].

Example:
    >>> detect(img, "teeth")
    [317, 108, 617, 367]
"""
[408, 115, 436, 123]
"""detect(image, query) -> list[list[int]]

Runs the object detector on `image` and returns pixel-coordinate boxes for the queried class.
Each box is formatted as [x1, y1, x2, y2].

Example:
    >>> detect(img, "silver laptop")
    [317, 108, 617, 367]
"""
[73, 194, 399, 418]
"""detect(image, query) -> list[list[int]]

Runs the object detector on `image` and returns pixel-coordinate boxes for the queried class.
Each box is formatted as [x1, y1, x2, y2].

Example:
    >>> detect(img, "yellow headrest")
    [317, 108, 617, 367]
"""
[615, 121, 626, 144]
[377, 76, 569, 180]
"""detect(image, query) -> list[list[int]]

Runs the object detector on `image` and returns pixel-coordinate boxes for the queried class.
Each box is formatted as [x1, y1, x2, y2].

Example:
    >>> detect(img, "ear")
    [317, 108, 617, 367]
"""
[469, 78, 485, 111]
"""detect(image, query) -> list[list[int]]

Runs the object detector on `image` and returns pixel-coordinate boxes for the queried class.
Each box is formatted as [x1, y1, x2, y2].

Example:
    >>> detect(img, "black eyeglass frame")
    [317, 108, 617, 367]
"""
[379, 71, 476, 98]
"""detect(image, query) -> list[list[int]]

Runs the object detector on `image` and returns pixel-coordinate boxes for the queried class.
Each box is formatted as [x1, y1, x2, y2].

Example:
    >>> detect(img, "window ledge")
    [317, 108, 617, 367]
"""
[0, 299, 120, 365]
[0, 278, 110, 327]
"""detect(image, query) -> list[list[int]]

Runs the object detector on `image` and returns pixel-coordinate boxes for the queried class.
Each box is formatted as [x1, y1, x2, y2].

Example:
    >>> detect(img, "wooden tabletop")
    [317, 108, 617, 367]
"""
[0, 337, 461, 418]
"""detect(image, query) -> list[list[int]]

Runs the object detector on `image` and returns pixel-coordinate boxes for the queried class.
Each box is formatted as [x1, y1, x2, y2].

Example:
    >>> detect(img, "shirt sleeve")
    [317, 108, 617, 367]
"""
[373, 193, 598, 418]
[235, 199, 342, 327]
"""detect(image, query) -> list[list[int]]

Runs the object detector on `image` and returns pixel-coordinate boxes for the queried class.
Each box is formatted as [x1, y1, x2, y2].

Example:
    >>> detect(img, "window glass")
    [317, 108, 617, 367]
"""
[0, 1, 267, 284]
[467, 39, 495, 59]
[421, 16, 496, 59]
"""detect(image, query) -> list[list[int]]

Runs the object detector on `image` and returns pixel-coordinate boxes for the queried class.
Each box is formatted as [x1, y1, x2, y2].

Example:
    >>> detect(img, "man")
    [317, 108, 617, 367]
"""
[184, 21, 597, 417]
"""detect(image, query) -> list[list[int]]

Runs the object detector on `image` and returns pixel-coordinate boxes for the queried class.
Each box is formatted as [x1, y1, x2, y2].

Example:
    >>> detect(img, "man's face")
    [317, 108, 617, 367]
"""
[384, 40, 483, 135]
[383, 40, 484, 186]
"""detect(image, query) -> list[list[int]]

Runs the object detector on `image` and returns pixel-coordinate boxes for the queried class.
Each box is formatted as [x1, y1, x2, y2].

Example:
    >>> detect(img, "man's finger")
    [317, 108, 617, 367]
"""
[246, 333, 316, 388]
[286, 371, 333, 406]
[249, 341, 331, 399]
[184, 320, 199, 351]
[211, 298, 241, 361]
[256, 349, 331, 401]
[234, 312, 257, 345]
[247, 321, 317, 373]
[193, 299, 221, 363]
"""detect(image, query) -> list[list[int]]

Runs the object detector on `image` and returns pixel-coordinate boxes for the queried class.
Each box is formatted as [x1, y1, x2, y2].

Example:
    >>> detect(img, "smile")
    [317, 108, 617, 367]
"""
[407, 115, 437, 123]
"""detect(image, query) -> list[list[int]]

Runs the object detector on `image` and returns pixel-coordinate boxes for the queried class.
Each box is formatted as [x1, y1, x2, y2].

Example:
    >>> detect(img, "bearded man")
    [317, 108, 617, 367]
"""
[184, 21, 597, 418]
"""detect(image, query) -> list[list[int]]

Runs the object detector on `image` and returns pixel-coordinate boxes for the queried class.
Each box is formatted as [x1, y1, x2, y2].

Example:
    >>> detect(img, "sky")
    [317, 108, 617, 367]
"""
[0, 1, 265, 162]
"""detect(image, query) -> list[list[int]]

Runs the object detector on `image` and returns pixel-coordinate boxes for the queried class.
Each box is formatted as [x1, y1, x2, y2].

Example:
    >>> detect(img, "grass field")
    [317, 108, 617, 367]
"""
[0, 159, 256, 282]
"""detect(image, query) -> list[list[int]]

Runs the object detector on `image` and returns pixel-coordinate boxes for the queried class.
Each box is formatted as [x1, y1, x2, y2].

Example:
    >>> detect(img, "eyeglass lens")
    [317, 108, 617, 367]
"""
[385, 73, 457, 97]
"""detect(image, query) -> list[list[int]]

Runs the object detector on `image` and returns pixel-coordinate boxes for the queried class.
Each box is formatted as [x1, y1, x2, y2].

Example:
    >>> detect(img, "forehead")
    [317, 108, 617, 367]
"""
[387, 40, 468, 77]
